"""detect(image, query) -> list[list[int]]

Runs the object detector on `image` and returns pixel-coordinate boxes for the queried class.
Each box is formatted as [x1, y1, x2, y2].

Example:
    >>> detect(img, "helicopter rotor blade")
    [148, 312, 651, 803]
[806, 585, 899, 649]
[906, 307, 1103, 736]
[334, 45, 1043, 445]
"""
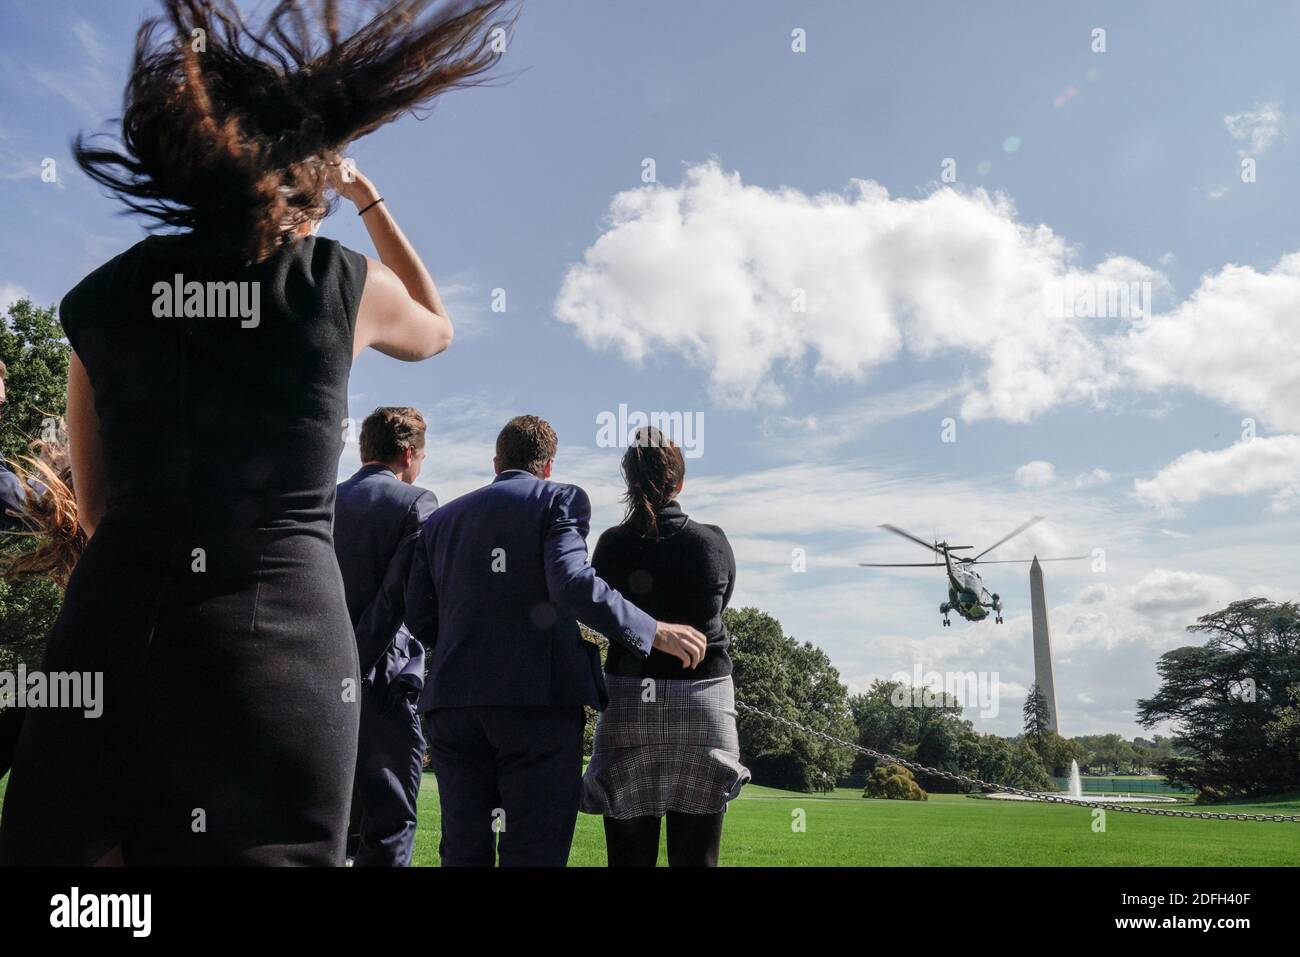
[878, 524, 947, 556]
[858, 562, 945, 567]
[968, 555, 1090, 565]
[971, 516, 1044, 562]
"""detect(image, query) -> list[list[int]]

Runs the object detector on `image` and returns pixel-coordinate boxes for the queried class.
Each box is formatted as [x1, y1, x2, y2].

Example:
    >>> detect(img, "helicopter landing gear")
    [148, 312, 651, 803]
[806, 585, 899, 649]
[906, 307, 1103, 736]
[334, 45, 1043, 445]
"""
[940, 601, 953, 626]
[991, 593, 1003, 624]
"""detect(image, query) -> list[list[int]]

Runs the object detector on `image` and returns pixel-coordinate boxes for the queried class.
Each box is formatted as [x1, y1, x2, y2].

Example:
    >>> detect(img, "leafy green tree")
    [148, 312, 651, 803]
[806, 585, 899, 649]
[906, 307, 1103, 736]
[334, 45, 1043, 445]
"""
[1066, 733, 1182, 775]
[1022, 684, 1052, 753]
[1040, 732, 1081, 778]
[969, 734, 1017, 786]
[1073, 733, 1140, 773]
[728, 606, 856, 792]
[1265, 685, 1300, 766]
[1005, 739, 1054, 791]
[1131, 734, 1180, 771]
[1137, 598, 1300, 799]
[849, 680, 920, 757]
[0, 297, 70, 678]
[0, 297, 69, 461]
[863, 763, 927, 801]
[848, 679, 973, 792]
[1019, 684, 1081, 777]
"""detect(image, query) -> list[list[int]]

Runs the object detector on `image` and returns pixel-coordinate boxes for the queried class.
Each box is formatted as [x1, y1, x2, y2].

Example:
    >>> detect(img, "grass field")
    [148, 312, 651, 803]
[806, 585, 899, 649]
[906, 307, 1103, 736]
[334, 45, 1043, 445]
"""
[410, 778, 1300, 867]
[3, 773, 1296, 865]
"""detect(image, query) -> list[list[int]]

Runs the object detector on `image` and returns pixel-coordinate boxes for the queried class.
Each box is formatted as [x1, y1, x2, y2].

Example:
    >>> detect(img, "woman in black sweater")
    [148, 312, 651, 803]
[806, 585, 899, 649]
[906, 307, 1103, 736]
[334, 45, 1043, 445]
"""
[581, 427, 749, 866]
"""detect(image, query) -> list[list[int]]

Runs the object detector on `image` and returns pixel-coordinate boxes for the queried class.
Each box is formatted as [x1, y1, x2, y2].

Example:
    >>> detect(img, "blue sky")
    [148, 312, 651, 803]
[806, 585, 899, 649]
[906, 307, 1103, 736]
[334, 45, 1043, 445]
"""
[2, 0, 1299, 737]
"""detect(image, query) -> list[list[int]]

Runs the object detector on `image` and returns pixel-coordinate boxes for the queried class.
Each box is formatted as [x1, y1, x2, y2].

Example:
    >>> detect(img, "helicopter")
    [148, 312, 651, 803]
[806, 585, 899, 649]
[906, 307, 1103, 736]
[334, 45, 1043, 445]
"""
[859, 516, 1087, 626]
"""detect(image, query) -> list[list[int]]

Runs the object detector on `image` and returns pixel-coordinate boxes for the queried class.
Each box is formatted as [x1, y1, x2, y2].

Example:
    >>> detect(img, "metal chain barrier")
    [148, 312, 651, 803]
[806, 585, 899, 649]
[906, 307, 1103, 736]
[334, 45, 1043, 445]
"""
[735, 700, 1300, 823]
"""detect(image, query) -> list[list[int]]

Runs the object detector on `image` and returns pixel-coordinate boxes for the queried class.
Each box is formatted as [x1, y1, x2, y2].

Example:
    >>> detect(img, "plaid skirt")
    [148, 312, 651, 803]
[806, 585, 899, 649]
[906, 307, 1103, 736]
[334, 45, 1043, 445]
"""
[581, 674, 751, 818]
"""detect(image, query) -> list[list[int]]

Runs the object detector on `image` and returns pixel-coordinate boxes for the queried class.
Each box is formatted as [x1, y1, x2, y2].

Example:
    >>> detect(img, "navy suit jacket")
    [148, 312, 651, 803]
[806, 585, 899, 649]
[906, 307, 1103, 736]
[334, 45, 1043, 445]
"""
[405, 469, 656, 711]
[334, 464, 438, 680]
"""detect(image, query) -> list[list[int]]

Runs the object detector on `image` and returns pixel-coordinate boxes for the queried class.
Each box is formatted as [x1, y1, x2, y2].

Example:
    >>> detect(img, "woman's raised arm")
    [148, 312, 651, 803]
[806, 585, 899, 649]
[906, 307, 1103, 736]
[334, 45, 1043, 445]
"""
[334, 163, 455, 362]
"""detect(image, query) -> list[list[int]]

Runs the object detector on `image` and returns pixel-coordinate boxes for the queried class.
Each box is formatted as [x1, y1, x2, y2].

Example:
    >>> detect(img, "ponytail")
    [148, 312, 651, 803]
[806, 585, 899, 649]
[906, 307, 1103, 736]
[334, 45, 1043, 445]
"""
[620, 427, 685, 539]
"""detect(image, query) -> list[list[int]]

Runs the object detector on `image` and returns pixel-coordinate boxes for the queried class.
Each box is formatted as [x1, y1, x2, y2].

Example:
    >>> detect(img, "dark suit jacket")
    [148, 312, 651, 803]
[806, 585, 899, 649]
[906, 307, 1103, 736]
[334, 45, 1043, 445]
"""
[405, 469, 656, 711]
[334, 463, 438, 679]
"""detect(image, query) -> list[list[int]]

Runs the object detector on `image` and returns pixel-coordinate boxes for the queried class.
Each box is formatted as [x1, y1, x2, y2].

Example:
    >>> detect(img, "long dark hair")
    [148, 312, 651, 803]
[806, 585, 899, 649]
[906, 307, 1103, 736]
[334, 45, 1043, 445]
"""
[74, 0, 518, 263]
[1, 418, 84, 591]
[620, 427, 685, 539]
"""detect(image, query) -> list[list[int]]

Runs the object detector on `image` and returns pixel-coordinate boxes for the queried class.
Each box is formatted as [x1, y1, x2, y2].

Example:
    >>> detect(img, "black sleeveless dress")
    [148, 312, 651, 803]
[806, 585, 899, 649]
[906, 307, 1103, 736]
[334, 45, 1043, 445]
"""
[0, 235, 365, 865]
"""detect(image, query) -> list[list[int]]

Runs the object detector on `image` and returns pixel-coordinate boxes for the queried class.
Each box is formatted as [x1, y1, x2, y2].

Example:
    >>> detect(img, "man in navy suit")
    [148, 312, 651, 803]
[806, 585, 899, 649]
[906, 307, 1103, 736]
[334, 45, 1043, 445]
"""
[405, 415, 707, 867]
[334, 407, 438, 867]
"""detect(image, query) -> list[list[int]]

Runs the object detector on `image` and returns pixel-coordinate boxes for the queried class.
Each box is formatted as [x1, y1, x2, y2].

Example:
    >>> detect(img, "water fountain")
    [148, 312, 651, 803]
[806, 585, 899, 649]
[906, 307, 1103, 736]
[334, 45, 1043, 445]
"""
[1066, 758, 1083, 798]
[987, 758, 1179, 804]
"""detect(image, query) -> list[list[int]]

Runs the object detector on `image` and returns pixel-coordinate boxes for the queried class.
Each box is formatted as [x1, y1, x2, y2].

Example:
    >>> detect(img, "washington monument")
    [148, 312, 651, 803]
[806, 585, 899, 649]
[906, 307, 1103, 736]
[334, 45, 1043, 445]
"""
[1029, 556, 1060, 733]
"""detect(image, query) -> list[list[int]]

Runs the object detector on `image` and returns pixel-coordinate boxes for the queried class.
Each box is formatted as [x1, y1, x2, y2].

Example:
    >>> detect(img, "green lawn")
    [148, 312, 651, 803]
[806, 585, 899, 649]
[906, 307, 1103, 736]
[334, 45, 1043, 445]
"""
[3, 773, 1296, 865]
[412, 778, 1300, 867]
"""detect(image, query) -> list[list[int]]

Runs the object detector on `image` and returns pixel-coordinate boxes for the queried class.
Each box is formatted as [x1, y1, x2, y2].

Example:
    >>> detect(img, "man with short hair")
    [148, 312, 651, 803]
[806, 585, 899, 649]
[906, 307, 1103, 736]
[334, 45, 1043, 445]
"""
[405, 414, 708, 867]
[334, 406, 437, 866]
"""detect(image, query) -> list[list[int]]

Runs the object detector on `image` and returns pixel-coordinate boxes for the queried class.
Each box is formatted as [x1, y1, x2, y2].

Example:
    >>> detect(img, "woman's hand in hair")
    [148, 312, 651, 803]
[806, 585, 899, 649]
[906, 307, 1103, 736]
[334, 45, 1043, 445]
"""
[328, 159, 379, 208]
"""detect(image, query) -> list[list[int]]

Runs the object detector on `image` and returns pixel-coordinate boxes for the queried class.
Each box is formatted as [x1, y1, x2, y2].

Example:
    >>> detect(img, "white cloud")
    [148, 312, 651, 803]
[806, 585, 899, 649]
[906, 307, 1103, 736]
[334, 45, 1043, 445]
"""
[557, 163, 1300, 436]
[1073, 468, 1112, 488]
[0, 283, 31, 314]
[1223, 101, 1285, 157]
[554, 162, 1151, 417]
[1123, 254, 1300, 432]
[1134, 434, 1300, 513]
[756, 379, 961, 459]
[762, 413, 818, 434]
[0, 283, 29, 312]
[1127, 569, 1237, 617]
[1013, 461, 1111, 491]
[1076, 582, 1115, 605]
[1015, 460, 1056, 488]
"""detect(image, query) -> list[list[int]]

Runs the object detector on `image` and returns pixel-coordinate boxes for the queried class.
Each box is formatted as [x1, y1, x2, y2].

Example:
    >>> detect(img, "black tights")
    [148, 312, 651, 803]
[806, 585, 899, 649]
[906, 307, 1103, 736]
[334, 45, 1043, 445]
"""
[603, 811, 725, 867]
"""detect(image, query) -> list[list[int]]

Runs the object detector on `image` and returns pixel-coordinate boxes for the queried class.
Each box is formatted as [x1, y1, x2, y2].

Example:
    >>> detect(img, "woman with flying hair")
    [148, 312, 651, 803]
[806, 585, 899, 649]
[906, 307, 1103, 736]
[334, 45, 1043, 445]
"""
[0, 0, 517, 866]
[0, 418, 84, 590]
